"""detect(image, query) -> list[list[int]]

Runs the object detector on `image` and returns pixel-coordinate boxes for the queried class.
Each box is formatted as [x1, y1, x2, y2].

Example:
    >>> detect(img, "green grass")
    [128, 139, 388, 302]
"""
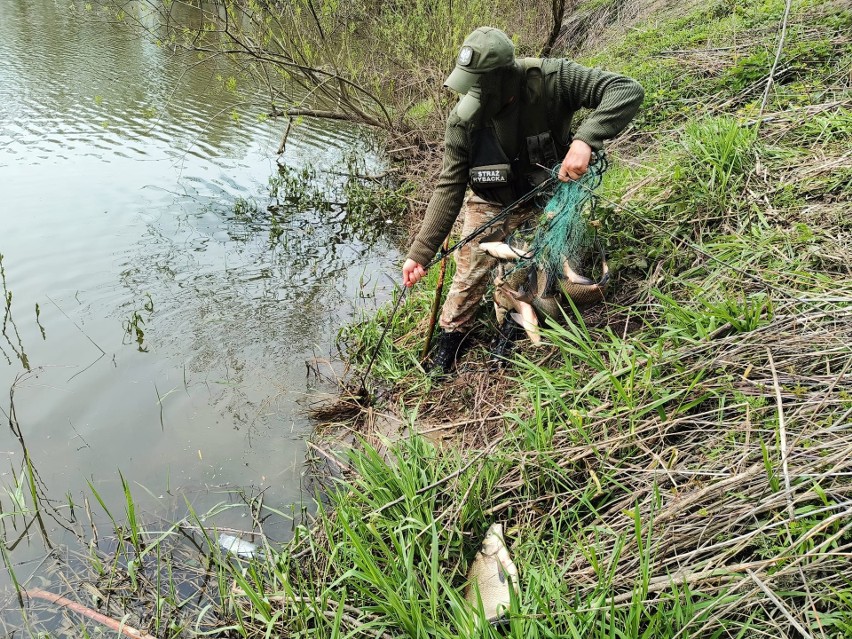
[9, 0, 852, 636]
[316, 1, 852, 637]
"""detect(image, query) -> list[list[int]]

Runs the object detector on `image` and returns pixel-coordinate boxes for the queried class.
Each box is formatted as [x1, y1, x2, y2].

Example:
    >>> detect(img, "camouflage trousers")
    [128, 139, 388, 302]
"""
[440, 195, 537, 332]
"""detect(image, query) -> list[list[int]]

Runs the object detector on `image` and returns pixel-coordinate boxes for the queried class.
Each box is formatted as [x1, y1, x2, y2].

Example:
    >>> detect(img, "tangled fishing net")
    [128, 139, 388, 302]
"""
[506, 154, 609, 281]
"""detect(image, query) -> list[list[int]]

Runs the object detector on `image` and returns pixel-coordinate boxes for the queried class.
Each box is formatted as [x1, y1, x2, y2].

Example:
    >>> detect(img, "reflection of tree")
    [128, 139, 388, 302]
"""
[115, 160, 397, 433]
[119, 0, 395, 130]
[0, 0, 359, 166]
[0, 255, 30, 372]
[1, 372, 79, 562]
[121, 187, 393, 343]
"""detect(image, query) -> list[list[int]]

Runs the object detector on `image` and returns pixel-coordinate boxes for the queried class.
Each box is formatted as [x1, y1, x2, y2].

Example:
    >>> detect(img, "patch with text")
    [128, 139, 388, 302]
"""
[470, 167, 509, 184]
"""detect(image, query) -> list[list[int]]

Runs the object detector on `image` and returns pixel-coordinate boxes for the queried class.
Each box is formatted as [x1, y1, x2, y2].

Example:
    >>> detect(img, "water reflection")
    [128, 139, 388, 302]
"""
[0, 0, 398, 610]
[1, 256, 31, 371]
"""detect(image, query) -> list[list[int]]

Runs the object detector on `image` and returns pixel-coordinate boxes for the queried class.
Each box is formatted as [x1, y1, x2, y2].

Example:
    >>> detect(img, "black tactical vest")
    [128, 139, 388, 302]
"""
[467, 59, 573, 205]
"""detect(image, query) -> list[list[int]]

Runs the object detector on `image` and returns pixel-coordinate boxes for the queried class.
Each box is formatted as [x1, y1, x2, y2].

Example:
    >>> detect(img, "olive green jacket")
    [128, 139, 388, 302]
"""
[406, 59, 644, 266]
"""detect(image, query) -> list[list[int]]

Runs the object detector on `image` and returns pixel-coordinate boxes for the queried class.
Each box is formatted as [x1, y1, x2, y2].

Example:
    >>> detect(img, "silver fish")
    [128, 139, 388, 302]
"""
[480, 241, 533, 261]
[491, 242, 609, 343]
[465, 523, 519, 624]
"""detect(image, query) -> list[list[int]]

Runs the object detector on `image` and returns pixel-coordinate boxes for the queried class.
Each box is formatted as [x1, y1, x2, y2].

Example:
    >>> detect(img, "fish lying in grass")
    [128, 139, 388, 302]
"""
[218, 534, 262, 559]
[464, 523, 519, 624]
[482, 240, 609, 344]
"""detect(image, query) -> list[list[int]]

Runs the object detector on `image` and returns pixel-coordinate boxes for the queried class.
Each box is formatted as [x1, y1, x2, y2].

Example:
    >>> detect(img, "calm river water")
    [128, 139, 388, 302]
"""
[0, 0, 397, 598]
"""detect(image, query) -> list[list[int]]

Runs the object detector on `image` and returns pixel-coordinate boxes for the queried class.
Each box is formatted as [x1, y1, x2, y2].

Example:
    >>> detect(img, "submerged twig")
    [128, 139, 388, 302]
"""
[24, 588, 157, 639]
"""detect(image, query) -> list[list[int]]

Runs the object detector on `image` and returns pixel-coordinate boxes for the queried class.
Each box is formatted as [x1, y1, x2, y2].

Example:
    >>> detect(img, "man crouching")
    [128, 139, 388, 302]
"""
[402, 27, 643, 376]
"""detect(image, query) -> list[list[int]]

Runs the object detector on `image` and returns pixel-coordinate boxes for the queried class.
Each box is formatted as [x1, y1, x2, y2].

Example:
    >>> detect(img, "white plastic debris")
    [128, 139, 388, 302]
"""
[218, 533, 261, 559]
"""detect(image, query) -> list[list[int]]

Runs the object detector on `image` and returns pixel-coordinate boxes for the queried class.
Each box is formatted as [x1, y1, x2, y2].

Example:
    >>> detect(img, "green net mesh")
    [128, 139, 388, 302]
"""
[506, 155, 608, 283]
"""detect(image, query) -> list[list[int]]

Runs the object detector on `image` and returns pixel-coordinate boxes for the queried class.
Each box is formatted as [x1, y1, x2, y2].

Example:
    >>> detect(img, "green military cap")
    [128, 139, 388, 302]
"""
[444, 27, 514, 121]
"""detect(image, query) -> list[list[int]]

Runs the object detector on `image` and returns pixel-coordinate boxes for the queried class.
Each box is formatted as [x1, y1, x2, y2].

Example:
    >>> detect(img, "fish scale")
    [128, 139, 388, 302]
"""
[465, 523, 519, 624]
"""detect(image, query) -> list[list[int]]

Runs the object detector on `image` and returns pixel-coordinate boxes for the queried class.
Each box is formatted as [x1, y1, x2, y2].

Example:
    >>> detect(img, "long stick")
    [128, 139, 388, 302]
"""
[357, 176, 559, 395]
[421, 237, 450, 361]
[24, 588, 158, 639]
[767, 347, 794, 521]
[358, 286, 408, 395]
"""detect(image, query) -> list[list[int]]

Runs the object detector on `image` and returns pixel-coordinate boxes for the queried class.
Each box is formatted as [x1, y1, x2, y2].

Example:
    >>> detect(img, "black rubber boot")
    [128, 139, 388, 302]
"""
[427, 330, 467, 375]
[489, 316, 524, 367]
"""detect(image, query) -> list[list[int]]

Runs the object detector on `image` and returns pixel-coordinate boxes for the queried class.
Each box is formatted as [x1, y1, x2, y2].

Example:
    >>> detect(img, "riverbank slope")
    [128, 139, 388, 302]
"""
[13, 0, 851, 636]
[295, 0, 852, 636]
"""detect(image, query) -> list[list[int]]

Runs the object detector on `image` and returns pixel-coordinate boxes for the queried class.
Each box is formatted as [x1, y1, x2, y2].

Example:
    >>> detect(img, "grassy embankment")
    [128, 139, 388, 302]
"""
[9, 0, 851, 636]
[300, 0, 852, 636]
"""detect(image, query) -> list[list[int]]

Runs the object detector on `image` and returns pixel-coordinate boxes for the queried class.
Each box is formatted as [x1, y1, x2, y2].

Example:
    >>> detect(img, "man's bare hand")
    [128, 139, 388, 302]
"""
[402, 259, 427, 288]
[558, 139, 593, 182]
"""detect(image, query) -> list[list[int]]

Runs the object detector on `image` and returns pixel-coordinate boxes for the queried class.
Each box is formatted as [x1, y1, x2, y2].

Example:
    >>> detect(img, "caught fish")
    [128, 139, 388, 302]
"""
[480, 241, 532, 261]
[562, 260, 595, 286]
[510, 309, 541, 345]
[559, 257, 609, 304]
[481, 241, 598, 284]
[492, 244, 609, 343]
[218, 534, 262, 559]
[465, 523, 519, 624]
